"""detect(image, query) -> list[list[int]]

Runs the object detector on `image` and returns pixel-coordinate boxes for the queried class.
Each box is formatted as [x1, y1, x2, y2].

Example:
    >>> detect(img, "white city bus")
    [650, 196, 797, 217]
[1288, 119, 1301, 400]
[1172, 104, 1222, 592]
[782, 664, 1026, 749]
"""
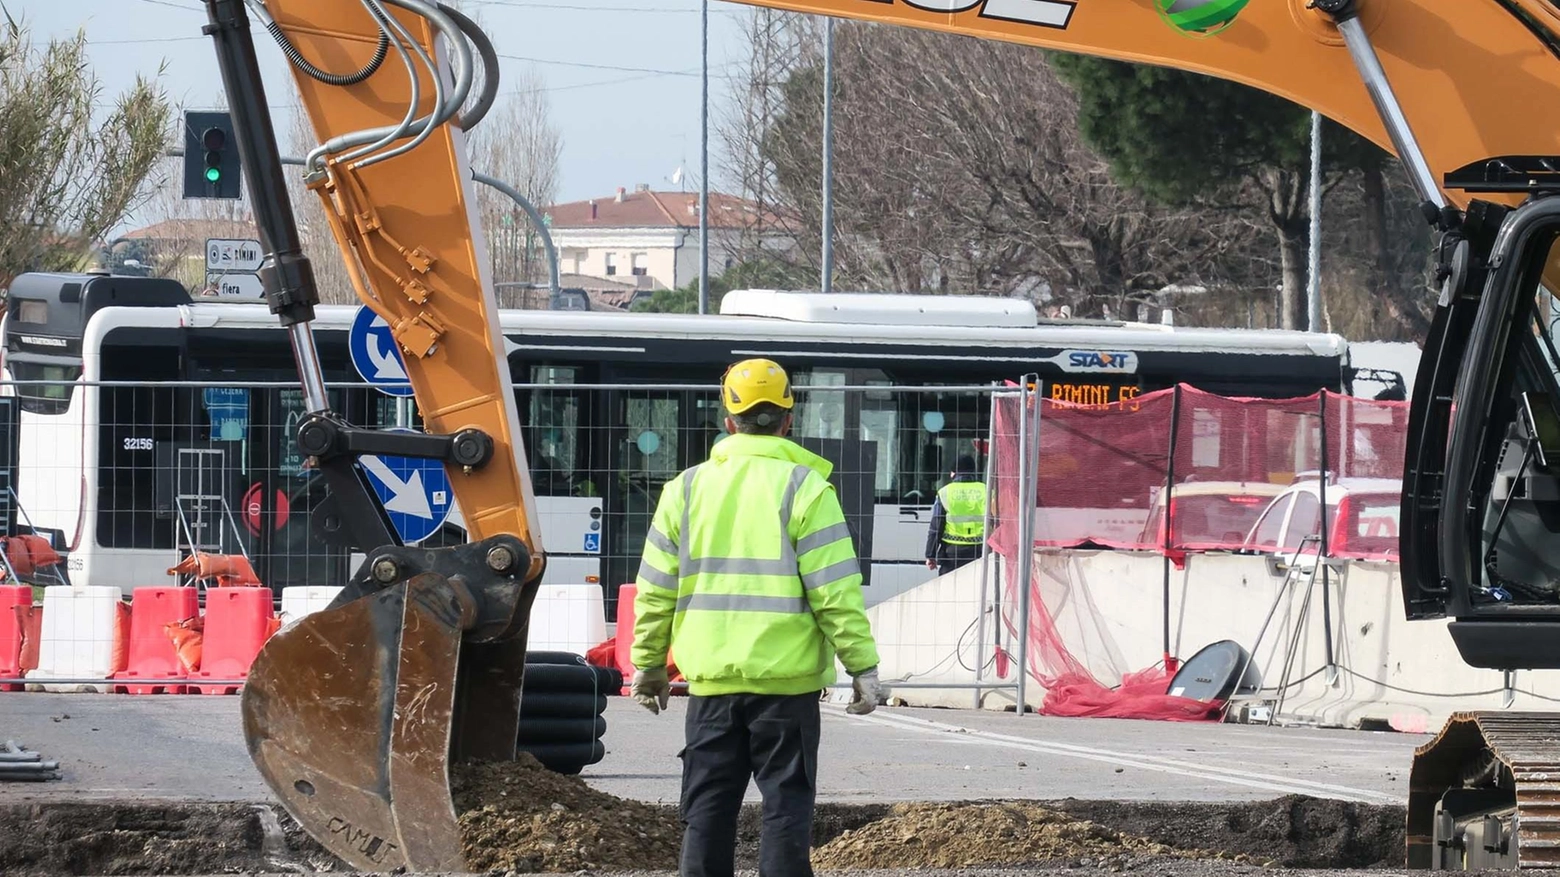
[0, 273, 1379, 613]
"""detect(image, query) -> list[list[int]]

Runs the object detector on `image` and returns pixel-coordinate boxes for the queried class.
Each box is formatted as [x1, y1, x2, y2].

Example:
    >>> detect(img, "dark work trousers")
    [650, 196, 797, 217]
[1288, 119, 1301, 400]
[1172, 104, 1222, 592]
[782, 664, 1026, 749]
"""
[679, 691, 821, 877]
[938, 543, 982, 576]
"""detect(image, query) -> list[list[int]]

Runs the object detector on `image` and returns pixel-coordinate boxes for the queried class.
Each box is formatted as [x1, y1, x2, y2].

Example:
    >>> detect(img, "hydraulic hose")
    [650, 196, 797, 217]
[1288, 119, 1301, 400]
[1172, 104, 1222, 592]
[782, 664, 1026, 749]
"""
[244, 0, 389, 86]
[440, 1, 499, 131]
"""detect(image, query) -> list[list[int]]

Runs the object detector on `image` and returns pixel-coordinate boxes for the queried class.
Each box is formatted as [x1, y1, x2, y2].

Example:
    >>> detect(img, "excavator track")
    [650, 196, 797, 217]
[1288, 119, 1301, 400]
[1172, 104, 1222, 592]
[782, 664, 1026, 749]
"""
[1409, 712, 1560, 869]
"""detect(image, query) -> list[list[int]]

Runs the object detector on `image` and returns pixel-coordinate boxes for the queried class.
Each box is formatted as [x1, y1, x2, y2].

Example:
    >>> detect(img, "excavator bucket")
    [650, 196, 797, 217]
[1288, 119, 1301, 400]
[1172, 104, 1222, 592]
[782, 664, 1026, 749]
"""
[240, 533, 534, 873]
[242, 572, 470, 872]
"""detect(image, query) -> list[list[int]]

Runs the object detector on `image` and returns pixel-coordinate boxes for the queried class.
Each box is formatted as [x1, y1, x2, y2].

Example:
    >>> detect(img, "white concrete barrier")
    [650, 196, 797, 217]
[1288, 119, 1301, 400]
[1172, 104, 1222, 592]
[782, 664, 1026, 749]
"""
[278, 586, 343, 627]
[527, 583, 607, 657]
[27, 585, 124, 692]
[864, 548, 1560, 730]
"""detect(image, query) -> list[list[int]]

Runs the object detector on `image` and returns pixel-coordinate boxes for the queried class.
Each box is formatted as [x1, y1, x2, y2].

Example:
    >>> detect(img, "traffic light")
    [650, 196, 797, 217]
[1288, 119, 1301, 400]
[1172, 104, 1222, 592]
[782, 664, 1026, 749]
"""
[183, 110, 242, 200]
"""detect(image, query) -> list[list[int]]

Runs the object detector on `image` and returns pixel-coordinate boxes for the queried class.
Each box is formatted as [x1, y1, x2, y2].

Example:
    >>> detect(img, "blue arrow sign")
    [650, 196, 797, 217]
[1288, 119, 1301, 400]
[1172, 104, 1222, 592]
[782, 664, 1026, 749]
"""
[358, 429, 452, 544]
[349, 305, 414, 397]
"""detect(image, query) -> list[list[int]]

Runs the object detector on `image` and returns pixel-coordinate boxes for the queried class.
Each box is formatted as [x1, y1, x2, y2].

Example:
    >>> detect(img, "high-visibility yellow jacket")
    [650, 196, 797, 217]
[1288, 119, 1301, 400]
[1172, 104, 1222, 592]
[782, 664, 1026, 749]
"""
[630, 433, 880, 696]
[937, 481, 987, 545]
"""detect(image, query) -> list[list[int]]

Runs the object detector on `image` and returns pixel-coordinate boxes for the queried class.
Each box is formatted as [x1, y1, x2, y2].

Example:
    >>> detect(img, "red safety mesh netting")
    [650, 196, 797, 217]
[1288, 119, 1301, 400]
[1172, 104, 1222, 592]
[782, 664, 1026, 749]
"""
[983, 382, 1408, 720]
[989, 384, 1408, 560]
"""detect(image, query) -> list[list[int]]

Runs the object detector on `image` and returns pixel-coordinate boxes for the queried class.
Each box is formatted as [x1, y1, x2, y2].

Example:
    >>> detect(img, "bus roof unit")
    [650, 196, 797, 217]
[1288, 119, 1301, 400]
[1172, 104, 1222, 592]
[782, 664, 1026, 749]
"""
[718, 289, 1040, 328]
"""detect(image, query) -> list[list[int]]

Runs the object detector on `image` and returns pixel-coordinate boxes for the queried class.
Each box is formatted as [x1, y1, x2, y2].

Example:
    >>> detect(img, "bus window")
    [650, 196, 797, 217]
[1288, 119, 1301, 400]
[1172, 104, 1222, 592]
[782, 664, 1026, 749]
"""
[10, 362, 80, 415]
[529, 366, 586, 496]
[860, 381, 899, 498]
[795, 370, 846, 441]
[898, 389, 986, 504]
[691, 394, 726, 460]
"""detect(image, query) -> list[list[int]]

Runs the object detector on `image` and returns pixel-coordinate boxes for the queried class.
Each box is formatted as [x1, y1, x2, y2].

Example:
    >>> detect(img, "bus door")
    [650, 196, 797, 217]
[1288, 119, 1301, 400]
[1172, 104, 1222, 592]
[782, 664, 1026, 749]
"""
[517, 365, 604, 593]
[600, 379, 720, 617]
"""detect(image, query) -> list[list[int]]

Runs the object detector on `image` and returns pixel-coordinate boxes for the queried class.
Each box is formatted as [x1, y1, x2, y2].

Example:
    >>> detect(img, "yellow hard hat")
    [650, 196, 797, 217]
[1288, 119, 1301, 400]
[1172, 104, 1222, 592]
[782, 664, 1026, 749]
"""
[722, 358, 793, 414]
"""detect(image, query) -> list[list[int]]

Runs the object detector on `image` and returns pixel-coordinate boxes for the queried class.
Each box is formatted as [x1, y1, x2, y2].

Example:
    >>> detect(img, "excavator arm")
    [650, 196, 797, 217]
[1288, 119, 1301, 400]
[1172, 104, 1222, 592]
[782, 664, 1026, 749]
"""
[200, 0, 543, 871]
[206, 0, 1560, 871]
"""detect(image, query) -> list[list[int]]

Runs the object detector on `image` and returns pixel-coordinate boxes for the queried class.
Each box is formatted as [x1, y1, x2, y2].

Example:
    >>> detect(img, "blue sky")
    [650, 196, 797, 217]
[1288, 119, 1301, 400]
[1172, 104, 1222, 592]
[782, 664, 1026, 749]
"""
[26, 0, 753, 204]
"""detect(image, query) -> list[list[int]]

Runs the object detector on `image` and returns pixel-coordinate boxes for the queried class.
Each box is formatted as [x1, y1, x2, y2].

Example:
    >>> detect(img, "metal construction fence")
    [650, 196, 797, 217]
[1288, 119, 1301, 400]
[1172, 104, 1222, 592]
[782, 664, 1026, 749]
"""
[0, 374, 1409, 703]
[977, 376, 1411, 716]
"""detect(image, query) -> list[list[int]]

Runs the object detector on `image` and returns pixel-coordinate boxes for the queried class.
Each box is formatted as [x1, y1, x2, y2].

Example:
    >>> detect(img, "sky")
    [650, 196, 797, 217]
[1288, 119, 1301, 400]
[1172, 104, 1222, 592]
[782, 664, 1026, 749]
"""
[27, 0, 754, 207]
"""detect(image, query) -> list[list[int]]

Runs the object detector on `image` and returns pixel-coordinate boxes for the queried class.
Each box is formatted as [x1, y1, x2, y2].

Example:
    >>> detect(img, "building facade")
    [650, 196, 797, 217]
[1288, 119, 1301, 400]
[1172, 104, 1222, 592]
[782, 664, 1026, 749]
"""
[543, 185, 794, 293]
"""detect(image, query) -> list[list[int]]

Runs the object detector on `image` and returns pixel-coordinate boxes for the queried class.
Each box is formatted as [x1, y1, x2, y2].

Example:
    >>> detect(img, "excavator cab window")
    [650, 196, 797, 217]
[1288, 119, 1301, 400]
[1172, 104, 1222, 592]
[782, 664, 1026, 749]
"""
[1422, 199, 1560, 669]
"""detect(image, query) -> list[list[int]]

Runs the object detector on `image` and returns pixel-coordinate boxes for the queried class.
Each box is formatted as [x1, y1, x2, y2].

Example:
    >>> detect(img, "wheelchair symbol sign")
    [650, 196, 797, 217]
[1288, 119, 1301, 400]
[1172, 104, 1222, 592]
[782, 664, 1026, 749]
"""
[583, 532, 600, 553]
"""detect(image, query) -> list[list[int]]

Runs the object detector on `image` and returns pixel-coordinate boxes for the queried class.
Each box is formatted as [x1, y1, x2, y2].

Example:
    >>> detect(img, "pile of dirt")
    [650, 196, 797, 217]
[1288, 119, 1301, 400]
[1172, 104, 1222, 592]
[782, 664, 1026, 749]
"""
[809, 801, 1254, 870]
[1053, 795, 1406, 868]
[452, 752, 684, 873]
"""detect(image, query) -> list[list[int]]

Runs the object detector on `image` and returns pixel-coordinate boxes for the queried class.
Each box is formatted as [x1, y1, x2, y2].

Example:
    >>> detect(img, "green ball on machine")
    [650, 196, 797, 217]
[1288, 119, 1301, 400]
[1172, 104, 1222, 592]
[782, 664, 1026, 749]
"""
[1156, 0, 1250, 35]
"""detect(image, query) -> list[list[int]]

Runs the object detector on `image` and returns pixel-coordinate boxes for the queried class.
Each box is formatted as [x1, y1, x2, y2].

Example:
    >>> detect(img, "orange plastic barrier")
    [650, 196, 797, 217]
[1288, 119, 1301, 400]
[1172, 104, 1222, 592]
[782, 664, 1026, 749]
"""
[609, 583, 683, 696]
[0, 585, 31, 691]
[614, 583, 635, 695]
[168, 553, 261, 587]
[165, 616, 204, 674]
[189, 587, 274, 694]
[111, 588, 200, 694]
[0, 535, 61, 579]
[16, 604, 39, 674]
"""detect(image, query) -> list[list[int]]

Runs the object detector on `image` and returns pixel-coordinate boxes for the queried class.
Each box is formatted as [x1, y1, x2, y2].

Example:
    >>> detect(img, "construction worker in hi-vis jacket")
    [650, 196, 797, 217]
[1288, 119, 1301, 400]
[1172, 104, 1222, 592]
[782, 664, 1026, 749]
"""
[925, 454, 986, 575]
[629, 357, 883, 877]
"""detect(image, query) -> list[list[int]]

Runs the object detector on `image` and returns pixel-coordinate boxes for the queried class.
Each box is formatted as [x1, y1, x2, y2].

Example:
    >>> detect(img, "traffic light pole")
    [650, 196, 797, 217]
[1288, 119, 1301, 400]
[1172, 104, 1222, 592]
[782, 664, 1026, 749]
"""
[200, 0, 328, 414]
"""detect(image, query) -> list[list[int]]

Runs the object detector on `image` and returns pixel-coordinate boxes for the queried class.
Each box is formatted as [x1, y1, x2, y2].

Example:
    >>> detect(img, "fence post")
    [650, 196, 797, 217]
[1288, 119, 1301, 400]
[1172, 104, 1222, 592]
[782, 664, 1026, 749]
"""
[1318, 390, 1337, 685]
[973, 385, 999, 709]
[1161, 384, 1183, 671]
[1013, 374, 1040, 717]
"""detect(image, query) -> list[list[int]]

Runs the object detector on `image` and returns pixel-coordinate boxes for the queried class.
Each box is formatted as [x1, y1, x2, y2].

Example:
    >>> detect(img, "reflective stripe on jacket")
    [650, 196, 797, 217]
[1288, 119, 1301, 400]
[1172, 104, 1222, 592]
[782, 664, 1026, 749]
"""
[937, 481, 987, 546]
[629, 433, 880, 696]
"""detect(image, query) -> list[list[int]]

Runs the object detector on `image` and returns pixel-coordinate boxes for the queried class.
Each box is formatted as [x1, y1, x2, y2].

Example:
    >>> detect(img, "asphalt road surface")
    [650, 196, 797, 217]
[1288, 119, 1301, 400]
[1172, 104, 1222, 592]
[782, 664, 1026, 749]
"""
[1, 693, 1420, 807]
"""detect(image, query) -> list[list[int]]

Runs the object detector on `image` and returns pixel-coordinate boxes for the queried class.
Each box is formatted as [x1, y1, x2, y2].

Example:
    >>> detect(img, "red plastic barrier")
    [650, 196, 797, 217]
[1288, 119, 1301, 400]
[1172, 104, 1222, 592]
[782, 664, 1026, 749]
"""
[112, 587, 200, 694]
[613, 584, 636, 694]
[190, 587, 274, 694]
[0, 585, 31, 691]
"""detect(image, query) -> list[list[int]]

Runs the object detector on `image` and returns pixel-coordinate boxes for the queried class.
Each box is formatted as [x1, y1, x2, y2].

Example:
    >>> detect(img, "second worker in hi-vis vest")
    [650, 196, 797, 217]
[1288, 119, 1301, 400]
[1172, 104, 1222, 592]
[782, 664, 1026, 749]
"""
[925, 455, 987, 576]
[629, 357, 884, 877]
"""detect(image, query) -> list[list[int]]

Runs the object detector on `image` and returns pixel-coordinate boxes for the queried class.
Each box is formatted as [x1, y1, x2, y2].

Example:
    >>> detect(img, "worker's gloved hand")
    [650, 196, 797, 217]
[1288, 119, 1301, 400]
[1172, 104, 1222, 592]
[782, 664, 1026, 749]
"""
[846, 667, 882, 716]
[631, 665, 671, 715]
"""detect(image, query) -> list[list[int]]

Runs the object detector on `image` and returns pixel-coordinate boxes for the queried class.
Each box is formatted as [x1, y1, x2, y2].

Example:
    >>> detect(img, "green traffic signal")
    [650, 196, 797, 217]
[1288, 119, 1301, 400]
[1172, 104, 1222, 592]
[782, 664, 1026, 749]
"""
[205, 167, 222, 182]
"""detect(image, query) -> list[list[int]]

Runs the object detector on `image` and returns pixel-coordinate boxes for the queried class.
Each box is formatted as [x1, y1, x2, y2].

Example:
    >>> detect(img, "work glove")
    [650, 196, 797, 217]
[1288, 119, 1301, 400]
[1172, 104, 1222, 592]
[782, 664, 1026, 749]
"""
[846, 667, 883, 716]
[631, 665, 671, 715]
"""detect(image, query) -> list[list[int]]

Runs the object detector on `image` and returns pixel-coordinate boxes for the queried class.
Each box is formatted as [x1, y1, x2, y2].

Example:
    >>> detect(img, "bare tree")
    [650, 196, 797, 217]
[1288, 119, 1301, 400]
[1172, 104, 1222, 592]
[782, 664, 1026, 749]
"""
[0, 18, 170, 285]
[716, 8, 811, 262]
[282, 107, 360, 305]
[759, 22, 1263, 312]
[467, 65, 562, 308]
[107, 146, 253, 290]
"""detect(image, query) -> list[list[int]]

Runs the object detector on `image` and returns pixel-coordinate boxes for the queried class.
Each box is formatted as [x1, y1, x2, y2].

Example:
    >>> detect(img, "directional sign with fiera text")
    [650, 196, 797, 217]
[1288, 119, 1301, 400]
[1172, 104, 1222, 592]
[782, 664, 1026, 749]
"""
[206, 238, 263, 272]
[206, 272, 265, 299]
[348, 305, 415, 397]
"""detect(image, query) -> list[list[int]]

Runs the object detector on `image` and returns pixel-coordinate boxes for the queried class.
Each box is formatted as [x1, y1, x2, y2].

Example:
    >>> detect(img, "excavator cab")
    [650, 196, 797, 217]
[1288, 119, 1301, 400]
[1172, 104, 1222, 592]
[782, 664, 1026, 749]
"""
[1398, 165, 1560, 869]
